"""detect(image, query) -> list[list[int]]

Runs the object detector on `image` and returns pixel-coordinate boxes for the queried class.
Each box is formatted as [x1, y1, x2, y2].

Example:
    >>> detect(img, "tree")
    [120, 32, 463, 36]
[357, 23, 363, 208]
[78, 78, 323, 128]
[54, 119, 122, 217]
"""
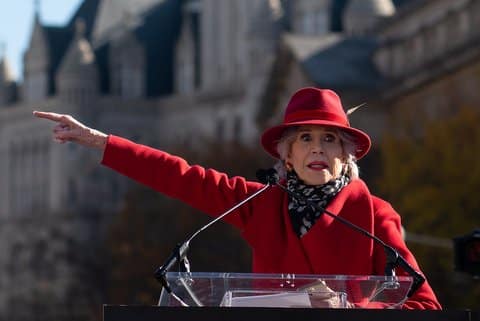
[377, 107, 480, 308]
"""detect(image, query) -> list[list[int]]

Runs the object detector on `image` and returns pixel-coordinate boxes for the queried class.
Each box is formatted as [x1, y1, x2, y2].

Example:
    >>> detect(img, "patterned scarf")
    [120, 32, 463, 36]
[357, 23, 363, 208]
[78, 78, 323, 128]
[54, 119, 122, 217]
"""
[287, 170, 350, 237]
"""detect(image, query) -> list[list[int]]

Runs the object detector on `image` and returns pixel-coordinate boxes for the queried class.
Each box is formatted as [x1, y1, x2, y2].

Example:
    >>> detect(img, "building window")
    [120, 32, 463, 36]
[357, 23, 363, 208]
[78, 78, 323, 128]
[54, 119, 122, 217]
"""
[233, 116, 242, 142]
[68, 178, 77, 204]
[458, 10, 470, 41]
[471, 1, 480, 30]
[24, 72, 46, 102]
[111, 38, 144, 99]
[434, 24, 446, 57]
[302, 12, 315, 35]
[216, 119, 225, 142]
[412, 34, 424, 68]
[191, 11, 202, 89]
[392, 44, 405, 77]
[445, 14, 460, 50]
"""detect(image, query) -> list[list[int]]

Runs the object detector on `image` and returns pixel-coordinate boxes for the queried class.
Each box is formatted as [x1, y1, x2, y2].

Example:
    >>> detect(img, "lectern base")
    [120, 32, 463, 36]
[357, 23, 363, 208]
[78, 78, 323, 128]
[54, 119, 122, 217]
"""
[103, 305, 474, 321]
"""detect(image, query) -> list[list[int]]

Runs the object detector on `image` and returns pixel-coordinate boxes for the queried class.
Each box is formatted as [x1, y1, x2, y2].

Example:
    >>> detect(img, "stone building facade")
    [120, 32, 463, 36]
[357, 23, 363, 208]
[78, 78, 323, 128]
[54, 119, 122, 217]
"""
[374, 0, 480, 123]
[0, 0, 279, 319]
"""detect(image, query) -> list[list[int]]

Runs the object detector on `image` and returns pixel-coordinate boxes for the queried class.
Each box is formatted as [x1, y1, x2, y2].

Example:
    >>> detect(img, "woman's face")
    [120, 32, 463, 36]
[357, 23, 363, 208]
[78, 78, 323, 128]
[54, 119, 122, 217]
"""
[286, 125, 345, 185]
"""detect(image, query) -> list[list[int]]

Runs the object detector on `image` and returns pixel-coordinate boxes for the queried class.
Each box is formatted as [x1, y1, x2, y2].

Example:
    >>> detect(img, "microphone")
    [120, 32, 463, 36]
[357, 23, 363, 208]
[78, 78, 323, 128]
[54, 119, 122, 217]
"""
[256, 168, 425, 299]
[255, 168, 279, 185]
[154, 178, 274, 305]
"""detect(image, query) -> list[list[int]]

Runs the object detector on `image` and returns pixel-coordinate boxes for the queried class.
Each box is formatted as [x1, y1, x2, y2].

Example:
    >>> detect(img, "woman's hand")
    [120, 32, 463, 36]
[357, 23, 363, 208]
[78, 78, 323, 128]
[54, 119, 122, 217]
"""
[33, 111, 108, 150]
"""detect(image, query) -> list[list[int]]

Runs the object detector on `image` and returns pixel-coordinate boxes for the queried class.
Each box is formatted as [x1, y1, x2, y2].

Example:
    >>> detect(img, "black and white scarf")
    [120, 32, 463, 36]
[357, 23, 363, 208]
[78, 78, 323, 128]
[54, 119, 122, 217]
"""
[287, 170, 350, 237]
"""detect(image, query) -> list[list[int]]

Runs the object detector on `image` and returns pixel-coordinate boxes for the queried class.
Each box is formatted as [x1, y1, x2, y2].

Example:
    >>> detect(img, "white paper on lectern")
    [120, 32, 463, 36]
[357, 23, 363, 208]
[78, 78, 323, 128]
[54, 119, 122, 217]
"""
[228, 292, 312, 308]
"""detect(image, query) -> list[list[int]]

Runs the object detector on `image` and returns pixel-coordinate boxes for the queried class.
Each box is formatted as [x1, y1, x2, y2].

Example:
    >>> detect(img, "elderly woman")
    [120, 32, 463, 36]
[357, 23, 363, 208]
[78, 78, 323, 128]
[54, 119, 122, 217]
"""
[34, 87, 441, 309]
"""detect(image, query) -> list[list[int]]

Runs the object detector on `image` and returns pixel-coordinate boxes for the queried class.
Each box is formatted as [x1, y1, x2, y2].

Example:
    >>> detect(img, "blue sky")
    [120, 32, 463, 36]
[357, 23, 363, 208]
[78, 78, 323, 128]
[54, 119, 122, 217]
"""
[0, 0, 83, 81]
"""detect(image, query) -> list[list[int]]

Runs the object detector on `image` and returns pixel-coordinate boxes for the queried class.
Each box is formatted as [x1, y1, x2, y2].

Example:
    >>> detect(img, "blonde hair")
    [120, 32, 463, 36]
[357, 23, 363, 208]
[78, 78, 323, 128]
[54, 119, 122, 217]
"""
[274, 126, 360, 181]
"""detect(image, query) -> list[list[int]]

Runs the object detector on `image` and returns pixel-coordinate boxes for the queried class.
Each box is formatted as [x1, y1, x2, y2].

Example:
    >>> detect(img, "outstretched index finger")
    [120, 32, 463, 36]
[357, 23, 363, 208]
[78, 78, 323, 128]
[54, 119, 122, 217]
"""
[33, 111, 65, 122]
[33, 111, 79, 128]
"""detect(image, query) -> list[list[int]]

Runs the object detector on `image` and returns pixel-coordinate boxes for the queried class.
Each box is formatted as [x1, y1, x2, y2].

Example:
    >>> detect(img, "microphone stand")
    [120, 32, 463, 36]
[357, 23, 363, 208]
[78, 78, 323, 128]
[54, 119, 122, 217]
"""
[259, 169, 425, 300]
[154, 182, 273, 306]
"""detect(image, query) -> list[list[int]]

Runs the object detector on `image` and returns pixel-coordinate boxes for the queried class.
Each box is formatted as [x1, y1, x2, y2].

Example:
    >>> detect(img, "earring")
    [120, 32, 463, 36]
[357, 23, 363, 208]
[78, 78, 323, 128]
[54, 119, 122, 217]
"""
[285, 162, 293, 172]
[342, 163, 348, 176]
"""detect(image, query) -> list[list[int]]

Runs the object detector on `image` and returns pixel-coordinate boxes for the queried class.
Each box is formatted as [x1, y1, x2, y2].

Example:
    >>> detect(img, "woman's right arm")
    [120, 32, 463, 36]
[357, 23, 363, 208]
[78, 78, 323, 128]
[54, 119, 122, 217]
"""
[102, 135, 263, 228]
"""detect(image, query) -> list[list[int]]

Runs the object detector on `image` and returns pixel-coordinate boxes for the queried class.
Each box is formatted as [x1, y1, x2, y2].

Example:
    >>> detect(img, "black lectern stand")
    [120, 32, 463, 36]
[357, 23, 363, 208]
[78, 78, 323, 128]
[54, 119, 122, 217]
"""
[103, 305, 475, 321]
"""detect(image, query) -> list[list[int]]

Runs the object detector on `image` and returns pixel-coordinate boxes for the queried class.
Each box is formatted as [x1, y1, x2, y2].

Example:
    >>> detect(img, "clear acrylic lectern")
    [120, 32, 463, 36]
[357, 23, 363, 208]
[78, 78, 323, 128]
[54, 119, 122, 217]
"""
[158, 272, 413, 309]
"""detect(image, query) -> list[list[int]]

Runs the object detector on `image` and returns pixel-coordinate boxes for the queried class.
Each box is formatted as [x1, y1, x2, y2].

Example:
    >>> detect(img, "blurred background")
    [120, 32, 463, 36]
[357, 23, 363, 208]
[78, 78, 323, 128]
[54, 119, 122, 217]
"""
[0, 0, 479, 320]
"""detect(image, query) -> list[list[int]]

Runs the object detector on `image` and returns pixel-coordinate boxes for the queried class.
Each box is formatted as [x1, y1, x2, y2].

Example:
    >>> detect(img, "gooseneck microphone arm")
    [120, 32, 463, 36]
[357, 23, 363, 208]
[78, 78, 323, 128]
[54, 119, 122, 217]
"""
[256, 168, 425, 299]
[154, 182, 273, 297]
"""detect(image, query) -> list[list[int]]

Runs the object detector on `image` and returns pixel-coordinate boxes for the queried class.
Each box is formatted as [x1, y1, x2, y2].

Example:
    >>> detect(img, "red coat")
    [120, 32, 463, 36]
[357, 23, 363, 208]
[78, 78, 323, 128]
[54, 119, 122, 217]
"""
[102, 135, 441, 309]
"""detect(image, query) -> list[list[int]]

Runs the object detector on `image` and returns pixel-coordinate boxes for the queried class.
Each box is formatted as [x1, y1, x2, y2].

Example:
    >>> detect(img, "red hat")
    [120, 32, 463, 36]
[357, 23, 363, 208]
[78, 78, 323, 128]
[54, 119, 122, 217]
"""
[261, 87, 371, 159]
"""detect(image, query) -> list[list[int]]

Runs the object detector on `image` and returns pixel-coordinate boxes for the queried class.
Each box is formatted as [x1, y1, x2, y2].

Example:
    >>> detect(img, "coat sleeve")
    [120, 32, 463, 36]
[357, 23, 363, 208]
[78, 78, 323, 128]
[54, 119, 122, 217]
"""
[101, 135, 264, 229]
[372, 197, 442, 310]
